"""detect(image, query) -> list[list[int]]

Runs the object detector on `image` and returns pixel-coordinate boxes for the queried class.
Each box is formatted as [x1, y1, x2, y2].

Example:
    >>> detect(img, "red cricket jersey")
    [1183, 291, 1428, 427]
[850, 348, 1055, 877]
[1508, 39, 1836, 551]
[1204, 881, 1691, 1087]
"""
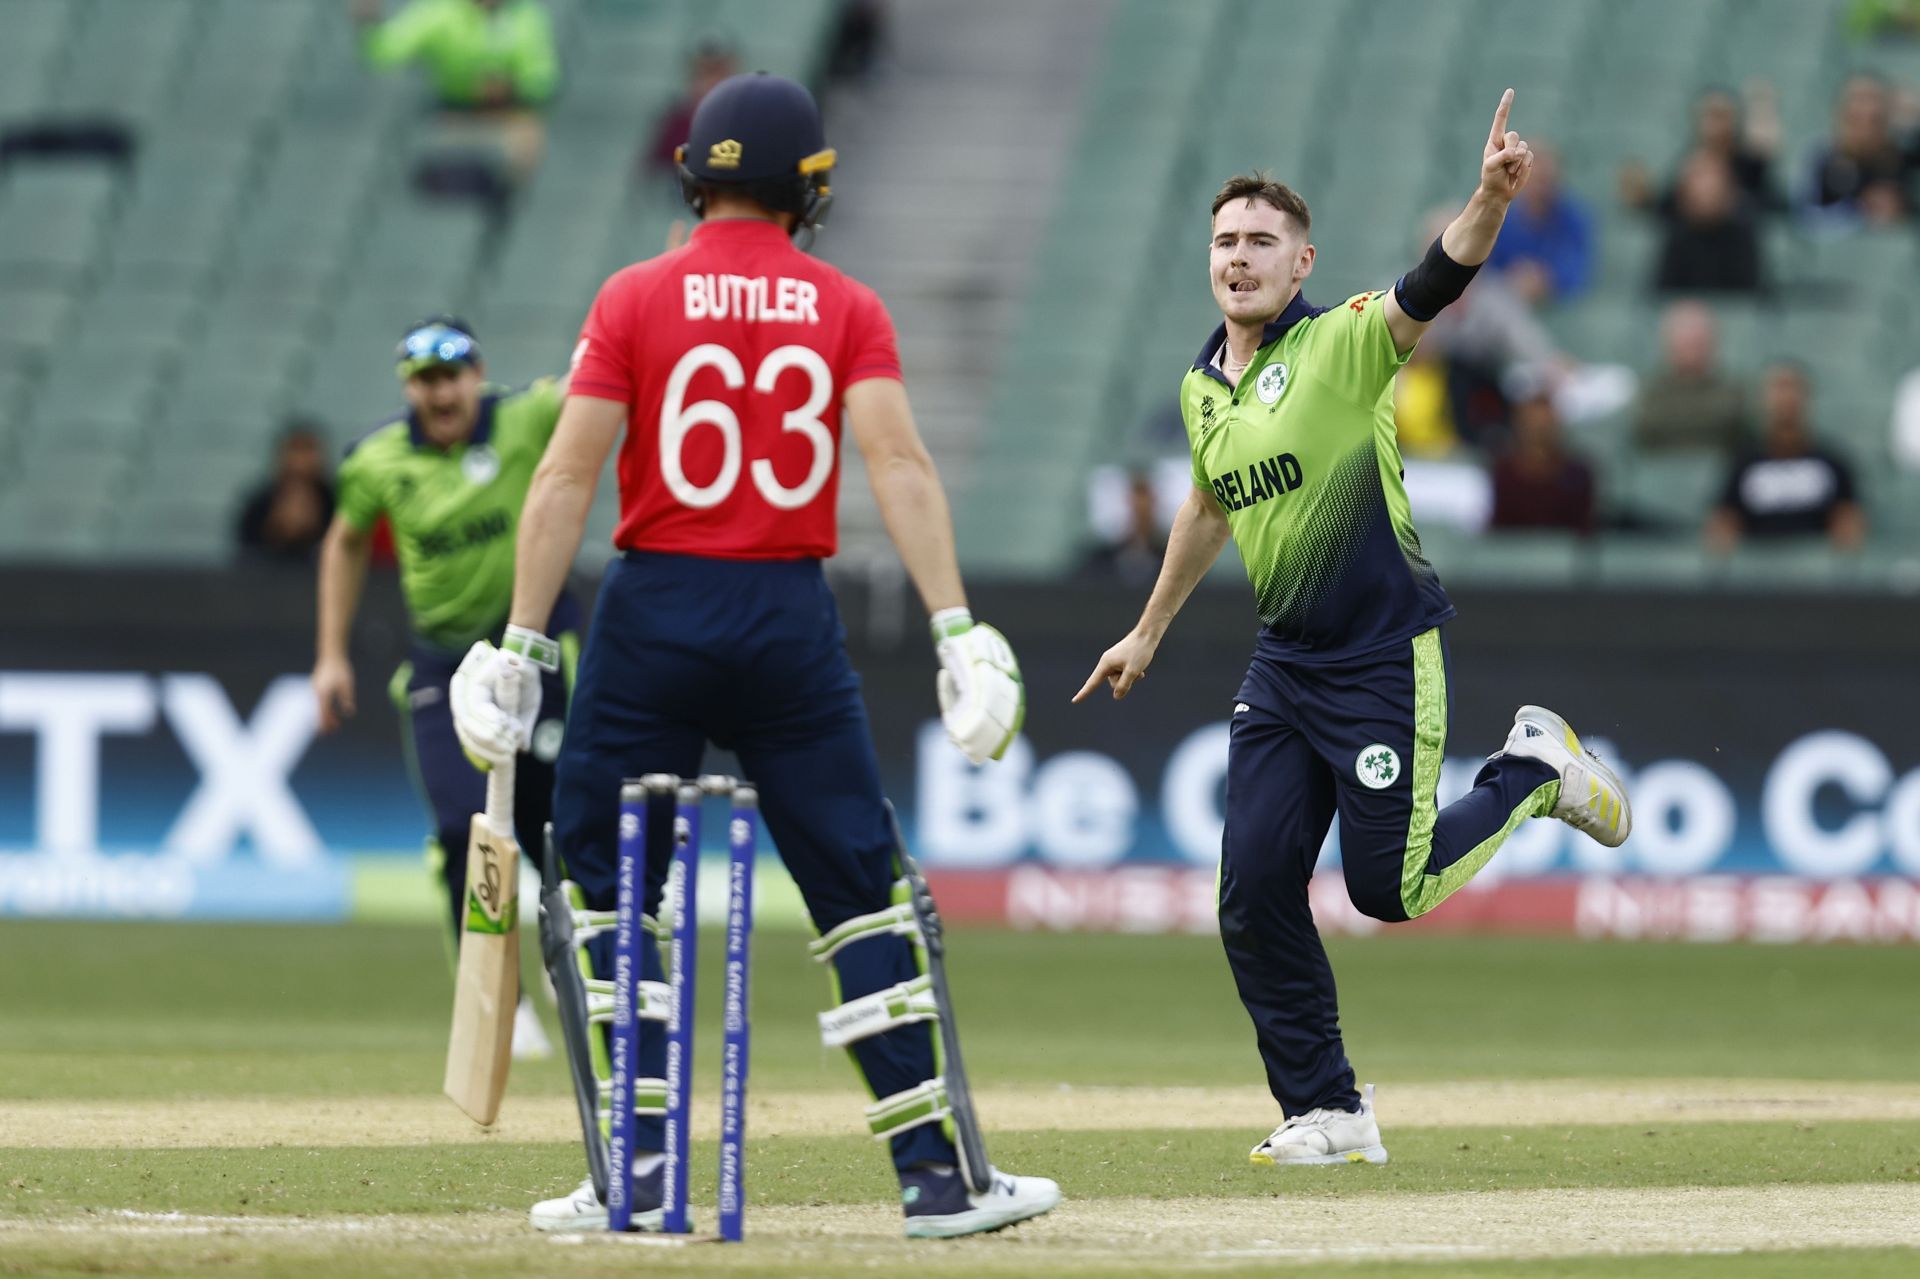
[569, 219, 902, 559]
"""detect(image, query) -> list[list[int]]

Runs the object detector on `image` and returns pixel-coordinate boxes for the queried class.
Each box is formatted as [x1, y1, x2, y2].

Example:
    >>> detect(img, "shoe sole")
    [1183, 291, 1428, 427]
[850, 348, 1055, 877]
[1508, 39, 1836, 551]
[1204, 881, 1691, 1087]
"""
[1514, 705, 1632, 849]
[903, 1189, 1063, 1239]
[1250, 1144, 1389, 1167]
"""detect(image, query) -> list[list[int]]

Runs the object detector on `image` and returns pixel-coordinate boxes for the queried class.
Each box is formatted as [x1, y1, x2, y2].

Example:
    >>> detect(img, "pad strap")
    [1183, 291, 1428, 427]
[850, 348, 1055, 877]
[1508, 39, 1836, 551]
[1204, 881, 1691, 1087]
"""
[558, 897, 662, 947]
[586, 978, 671, 1025]
[809, 898, 921, 963]
[865, 1078, 951, 1140]
[818, 974, 938, 1048]
[598, 1076, 669, 1118]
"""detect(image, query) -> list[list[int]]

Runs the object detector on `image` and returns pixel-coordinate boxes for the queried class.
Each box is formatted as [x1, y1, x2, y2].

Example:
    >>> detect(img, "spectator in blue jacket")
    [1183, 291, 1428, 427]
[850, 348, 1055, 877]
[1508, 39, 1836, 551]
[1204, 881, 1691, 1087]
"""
[1485, 144, 1593, 305]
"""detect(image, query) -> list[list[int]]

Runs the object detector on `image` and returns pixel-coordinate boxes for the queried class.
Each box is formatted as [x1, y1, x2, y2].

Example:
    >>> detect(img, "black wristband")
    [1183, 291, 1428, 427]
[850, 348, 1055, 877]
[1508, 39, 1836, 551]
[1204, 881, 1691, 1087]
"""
[1393, 236, 1481, 322]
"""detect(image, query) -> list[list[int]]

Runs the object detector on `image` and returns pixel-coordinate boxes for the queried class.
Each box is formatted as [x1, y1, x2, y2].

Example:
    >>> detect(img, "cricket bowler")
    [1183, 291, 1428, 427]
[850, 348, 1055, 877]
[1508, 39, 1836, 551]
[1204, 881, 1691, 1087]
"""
[313, 317, 574, 1057]
[1075, 92, 1633, 1166]
[449, 73, 1059, 1236]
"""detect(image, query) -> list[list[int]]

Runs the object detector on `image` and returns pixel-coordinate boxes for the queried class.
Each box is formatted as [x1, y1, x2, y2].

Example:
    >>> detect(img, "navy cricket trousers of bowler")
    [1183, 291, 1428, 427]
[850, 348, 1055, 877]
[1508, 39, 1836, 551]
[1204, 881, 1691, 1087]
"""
[1218, 626, 1559, 1118]
[553, 551, 956, 1172]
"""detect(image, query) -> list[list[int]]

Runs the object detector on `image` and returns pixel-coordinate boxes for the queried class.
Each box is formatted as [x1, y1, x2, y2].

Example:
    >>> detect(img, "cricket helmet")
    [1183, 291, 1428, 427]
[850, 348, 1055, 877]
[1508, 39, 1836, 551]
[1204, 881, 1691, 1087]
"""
[674, 72, 835, 233]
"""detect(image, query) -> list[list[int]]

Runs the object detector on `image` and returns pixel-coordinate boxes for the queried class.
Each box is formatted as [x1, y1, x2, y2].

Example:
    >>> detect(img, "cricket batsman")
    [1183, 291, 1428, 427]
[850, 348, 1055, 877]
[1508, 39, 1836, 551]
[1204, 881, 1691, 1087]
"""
[313, 317, 575, 1057]
[448, 73, 1060, 1236]
[1075, 92, 1633, 1166]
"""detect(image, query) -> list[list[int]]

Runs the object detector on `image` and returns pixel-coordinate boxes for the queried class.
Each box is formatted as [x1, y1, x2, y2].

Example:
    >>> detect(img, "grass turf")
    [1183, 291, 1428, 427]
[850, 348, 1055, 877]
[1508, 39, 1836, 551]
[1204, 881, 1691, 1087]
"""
[8, 923, 1920, 1100]
[2, 1123, 1917, 1217]
[6, 922, 1919, 1277]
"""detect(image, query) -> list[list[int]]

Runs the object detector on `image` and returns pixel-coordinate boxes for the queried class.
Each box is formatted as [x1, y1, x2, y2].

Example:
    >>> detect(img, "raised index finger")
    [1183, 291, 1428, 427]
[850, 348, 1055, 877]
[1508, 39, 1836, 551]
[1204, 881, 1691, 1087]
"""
[1488, 88, 1514, 147]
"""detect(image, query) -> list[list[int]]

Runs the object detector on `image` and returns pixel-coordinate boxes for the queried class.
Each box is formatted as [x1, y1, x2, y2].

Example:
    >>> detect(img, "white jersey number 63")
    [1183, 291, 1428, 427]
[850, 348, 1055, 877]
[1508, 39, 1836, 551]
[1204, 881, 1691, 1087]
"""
[660, 343, 835, 511]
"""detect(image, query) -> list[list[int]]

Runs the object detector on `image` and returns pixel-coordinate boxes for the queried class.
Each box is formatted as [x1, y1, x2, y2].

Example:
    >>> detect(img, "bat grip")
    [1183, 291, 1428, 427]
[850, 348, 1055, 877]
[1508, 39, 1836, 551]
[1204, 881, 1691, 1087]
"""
[485, 757, 516, 836]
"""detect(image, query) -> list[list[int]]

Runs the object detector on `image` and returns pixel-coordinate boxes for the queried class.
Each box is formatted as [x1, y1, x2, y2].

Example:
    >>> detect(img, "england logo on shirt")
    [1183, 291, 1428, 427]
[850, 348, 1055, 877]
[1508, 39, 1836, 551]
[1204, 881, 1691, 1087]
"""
[1256, 361, 1289, 405]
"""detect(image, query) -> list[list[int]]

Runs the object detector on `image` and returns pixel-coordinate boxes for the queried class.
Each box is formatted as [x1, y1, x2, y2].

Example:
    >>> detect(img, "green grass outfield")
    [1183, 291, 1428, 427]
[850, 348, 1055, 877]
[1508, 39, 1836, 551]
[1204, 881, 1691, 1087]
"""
[3, 921, 1918, 1277]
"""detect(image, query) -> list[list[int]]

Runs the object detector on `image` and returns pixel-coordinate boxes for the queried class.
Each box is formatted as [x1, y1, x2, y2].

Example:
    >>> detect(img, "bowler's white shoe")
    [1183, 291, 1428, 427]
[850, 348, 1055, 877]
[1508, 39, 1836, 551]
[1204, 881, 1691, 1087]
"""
[1251, 1083, 1389, 1166]
[511, 995, 554, 1060]
[901, 1164, 1061, 1239]
[1501, 705, 1632, 848]
[528, 1176, 664, 1234]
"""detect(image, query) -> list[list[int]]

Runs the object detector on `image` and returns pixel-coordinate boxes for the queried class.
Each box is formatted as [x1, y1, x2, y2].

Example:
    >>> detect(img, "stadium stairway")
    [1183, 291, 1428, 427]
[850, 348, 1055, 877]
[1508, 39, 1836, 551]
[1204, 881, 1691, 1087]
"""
[816, 0, 1118, 571]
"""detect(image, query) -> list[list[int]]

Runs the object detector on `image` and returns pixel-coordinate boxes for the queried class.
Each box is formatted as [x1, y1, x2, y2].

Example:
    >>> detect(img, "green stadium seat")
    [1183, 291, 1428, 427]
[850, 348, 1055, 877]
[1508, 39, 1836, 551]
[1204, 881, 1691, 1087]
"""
[52, 0, 199, 120]
[1595, 536, 1715, 588]
[1621, 453, 1726, 530]
[31, 349, 171, 434]
[0, 165, 120, 288]
[0, 287, 80, 372]
[0, 0, 77, 117]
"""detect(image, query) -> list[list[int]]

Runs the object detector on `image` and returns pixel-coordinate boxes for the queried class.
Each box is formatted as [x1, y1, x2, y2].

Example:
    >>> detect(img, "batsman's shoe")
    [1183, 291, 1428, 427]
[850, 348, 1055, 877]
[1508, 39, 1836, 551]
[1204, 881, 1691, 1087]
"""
[528, 1165, 664, 1234]
[1501, 704, 1632, 848]
[900, 1164, 1061, 1239]
[1251, 1083, 1389, 1166]
[511, 995, 554, 1061]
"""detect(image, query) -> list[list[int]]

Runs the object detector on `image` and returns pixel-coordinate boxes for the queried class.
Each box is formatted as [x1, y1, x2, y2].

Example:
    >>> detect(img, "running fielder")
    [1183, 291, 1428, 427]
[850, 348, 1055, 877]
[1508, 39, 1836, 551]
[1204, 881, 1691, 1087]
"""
[314, 317, 574, 1058]
[449, 73, 1059, 1237]
[1076, 92, 1632, 1166]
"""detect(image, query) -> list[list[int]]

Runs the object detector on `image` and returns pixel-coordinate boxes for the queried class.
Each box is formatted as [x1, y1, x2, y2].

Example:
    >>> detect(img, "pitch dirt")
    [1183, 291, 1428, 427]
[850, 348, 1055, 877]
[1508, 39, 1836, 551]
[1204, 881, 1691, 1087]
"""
[1, 1184, 1914, 1269]
[8, 1079, 1920, 1149]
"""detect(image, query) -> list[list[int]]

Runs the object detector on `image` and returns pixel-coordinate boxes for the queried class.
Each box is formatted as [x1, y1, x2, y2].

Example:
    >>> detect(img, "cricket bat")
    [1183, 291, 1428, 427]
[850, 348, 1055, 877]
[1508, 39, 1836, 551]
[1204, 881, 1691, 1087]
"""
[444, 757, 519, 1125]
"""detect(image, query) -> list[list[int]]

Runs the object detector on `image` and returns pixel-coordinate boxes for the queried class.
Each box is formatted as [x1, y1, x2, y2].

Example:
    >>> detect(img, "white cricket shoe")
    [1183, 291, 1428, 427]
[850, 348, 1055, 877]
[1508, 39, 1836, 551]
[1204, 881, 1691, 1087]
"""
[511, 995, 553, 1060]
[900, 1164, 1061, 1239]
[1251, 1083, 1389, 1166]
[528, 1176, 664, 1234]
[1501, 704, 1632, 848]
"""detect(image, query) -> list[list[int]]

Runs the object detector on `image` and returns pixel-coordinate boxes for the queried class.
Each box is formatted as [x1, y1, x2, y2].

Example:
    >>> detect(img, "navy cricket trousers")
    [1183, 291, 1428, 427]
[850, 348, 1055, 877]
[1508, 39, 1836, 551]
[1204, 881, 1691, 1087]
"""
[400, 594, 577, 939]
[1219, 627, 1558, 1117]
[553, 551, 954, 1172]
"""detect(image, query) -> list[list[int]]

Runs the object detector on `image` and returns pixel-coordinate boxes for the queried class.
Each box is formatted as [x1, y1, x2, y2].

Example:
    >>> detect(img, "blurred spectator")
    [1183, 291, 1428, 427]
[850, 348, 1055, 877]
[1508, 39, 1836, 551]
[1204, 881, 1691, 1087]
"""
[351, 0, 557, 188]
[1706, 363, 1865, 551]
[1653, 150, 1765, 294]
[1804, 74, 1914, 226]
[1406, 208, 1634, 453]
[1484, 145, 1593, 304]
[1889, 360, 1920, 470]
[644, 39, 740, 184]
[1621, 85, 1781, 215]
[827, 0, 890, 85]
[1633, 301, 1748, 454]
[1848, 0, 1920, 38]
[1488, 392, 1596, 535]
[238, 423, 337, 563]
[1080, 470, 1168, 587]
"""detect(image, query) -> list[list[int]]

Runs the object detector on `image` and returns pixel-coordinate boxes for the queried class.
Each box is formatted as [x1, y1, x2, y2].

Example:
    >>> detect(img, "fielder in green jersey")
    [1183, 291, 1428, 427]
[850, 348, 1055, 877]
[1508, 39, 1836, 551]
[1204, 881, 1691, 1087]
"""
[1078, 93, 1634, 1167]
[313, 316, 574, 1060]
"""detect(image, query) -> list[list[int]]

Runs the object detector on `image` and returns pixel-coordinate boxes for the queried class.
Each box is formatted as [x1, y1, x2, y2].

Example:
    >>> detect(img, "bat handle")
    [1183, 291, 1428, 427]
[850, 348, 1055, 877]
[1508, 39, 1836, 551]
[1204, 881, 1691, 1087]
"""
[486, 757, 516, 836]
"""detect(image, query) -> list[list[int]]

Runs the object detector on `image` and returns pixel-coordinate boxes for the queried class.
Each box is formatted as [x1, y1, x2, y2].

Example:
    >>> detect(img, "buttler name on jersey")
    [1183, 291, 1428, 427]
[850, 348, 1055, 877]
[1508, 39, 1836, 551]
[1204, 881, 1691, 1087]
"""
[683, 274, 822, 324]
[1211, 450, 1304, 513]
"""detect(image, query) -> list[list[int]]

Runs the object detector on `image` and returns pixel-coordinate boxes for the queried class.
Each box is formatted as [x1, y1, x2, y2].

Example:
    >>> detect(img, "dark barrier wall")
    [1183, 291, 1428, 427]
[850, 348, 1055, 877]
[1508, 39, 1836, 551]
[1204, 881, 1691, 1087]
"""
[2, 567, 1917, 934]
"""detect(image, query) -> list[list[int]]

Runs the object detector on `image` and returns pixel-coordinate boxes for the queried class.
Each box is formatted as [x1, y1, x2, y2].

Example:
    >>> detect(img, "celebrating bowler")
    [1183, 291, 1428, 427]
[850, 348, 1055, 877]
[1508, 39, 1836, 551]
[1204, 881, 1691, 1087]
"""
[1076, 92, 1633, 1167]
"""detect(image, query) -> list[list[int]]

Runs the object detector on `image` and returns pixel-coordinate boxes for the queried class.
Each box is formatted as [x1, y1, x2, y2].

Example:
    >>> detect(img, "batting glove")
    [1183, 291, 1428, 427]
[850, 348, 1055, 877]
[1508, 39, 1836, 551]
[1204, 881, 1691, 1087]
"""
[450, 625, 554, 769]
[932, 608, 1025, 765]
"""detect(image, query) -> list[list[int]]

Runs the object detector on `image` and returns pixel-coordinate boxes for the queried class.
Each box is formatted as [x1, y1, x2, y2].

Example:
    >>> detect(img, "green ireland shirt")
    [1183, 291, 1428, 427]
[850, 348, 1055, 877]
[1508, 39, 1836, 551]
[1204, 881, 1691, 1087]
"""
[363, 0, 559, 106]
[1179, 290, 1454, 661]
[337, 379, 561, 650]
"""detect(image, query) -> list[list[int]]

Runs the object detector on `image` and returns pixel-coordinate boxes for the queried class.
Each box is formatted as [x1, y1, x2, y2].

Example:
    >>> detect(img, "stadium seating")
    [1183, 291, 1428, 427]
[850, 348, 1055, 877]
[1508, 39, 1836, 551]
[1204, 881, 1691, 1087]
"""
[0, 0, 844, 563]
[971, 0, 1920, 585]
[0, 0, 1915, 590]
